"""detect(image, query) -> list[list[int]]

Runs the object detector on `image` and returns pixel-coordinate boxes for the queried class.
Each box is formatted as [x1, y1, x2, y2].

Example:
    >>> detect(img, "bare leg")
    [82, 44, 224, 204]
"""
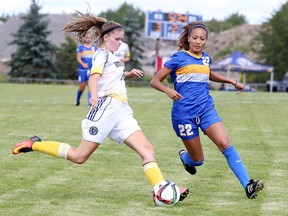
[67, 140, 99, 164]
[182, 136, 204, 162]
[124, 130, 155, 164]
[204, 122, 230, 151]
[124, 130, 164, 186]
[79, 82, 86, 92]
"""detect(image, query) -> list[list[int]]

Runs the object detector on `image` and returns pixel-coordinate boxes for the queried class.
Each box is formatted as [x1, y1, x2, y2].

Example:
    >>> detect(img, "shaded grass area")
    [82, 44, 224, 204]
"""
[0, 83, 287, 216]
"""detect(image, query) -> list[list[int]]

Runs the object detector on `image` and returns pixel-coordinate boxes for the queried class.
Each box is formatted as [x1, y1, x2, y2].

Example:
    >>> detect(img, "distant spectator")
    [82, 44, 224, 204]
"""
[219, 83, 226, 91]
[155, 38, 160, 56]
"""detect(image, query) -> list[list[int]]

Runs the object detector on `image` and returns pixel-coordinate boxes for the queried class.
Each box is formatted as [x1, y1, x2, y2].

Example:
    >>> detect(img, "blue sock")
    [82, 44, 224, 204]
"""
[76, 90, 82, 103]
[87, 91, 91, 106]
[222, 145, 250, 189]
[181, 152, 204, 166]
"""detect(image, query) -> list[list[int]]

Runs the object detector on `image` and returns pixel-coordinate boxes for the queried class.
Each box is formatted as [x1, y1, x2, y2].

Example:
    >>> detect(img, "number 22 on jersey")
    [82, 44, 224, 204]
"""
[178, 124, 193, 136]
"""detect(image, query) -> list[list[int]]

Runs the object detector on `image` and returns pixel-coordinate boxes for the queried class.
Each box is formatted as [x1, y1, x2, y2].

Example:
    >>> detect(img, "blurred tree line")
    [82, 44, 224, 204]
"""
[205, 13, 247, 33]
[7, 0, 288, 81]
[259, 2, 288, 80]
[9, 0, 58, 78]
[0, 14, 13, 22]
[98, 2, 145, 71]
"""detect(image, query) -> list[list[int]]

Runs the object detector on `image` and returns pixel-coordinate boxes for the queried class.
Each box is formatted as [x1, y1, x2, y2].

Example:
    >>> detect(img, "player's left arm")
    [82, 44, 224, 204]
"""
[209, 70, 244, 94]
[124, 69, 143, 79]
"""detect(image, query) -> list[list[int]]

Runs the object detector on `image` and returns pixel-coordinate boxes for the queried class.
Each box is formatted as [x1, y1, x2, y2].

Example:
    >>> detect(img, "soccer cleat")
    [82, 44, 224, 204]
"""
[179, 187, 189, 201]
[12, 136, 41, 154]
[179, 149, 197, 175]
[75, 101, 80, 106]
[245, 179, 264, 199]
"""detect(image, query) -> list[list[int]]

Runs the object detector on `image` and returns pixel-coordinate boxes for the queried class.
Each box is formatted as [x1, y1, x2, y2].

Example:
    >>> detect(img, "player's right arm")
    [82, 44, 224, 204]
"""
[77, 52, 89, 68]
[151, 66, 183, 101]
[88, 49, 107, 109]
[88, 73, 100, 110]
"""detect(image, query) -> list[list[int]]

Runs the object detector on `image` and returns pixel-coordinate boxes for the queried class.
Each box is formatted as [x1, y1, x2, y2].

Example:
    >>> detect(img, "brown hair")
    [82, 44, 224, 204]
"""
[177, 21, 208, 51]
[62, 11, 123, 47]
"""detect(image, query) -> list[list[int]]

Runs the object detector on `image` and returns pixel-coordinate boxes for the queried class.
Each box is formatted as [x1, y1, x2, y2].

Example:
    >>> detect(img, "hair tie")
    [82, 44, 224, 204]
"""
[188, 24, 209, 36]
[101, 25, 123, 37]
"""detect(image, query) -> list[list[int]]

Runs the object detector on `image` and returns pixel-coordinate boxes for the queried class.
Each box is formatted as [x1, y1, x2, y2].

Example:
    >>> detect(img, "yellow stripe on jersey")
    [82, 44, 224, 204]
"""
[81, 50, 95, 55]
[91, 64, 104, 76]
[107, 93, 128, 102]
[176, 64, 210, 76]
[183, 50, 202, 58]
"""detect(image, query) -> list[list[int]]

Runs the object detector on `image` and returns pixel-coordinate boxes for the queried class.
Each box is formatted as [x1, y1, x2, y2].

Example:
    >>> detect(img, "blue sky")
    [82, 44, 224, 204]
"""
[0, 0, 286, 24]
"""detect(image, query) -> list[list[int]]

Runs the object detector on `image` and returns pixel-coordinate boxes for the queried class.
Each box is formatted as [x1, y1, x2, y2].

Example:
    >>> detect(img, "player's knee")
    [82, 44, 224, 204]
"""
[73, 157, 87, 164]
[218, 141, 231, 152]
[70, 155, 89, 164]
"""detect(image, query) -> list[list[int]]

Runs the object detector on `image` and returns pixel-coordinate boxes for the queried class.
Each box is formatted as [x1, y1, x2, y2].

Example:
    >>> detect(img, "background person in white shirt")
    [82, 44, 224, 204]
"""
[114, 41, 130, 68]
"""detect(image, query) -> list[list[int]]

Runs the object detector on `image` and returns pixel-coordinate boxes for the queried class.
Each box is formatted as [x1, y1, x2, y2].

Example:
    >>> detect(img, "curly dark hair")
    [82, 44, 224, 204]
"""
[177, 21, 208, 51]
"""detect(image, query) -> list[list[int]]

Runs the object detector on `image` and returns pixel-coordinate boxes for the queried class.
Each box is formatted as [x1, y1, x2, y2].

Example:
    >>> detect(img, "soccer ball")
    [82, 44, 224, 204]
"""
[152, 180, 180, 206]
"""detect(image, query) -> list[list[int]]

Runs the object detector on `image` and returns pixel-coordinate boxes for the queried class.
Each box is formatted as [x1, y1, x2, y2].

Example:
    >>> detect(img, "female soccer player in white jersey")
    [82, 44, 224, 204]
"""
[150, 21, 264, 199]
[11, 11, 188, 203]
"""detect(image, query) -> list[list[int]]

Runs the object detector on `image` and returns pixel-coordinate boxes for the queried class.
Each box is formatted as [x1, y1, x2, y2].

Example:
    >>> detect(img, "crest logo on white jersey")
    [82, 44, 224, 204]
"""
[89, 126, 98, 135]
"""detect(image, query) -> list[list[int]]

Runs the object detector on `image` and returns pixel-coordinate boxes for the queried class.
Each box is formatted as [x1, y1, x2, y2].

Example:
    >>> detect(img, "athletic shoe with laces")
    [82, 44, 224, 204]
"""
[179, 187, 189, 201]
[12, 136, 41, 154]
[245, 179, 264, 199]
[179, 149, 197, 175]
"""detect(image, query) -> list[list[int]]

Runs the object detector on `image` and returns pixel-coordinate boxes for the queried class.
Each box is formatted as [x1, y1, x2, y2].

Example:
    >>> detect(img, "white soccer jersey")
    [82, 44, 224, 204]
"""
[90, 48, 128, 102]
[114, 42, 130, 61]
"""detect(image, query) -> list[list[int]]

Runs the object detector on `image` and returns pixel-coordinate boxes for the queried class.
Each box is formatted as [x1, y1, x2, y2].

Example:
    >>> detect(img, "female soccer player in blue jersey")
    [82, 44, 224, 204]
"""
[12, 11, 188, 203]
[75, 32, 97, 106]
[150, 21, 264, 199]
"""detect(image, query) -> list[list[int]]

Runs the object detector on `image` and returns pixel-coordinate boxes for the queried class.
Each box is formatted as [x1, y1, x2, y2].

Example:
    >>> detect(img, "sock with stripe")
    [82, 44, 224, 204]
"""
[143, 162, 164, 186]
[32, 141, 71, 159]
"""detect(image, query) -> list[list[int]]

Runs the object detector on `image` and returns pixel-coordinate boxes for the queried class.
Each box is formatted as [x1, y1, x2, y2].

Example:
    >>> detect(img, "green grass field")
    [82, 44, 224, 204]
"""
[0, 83, 287, 216]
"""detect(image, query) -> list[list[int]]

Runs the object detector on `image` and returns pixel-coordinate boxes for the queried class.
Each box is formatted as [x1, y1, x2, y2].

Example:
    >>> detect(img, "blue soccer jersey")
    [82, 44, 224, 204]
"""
[164, 50, 214, 119]
[77, 44, 97, 70]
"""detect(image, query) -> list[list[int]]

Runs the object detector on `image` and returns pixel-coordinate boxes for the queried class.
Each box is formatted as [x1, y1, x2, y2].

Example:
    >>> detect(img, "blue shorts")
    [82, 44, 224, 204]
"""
[78, 69, 90, 83]
[172, 108, 222, 140]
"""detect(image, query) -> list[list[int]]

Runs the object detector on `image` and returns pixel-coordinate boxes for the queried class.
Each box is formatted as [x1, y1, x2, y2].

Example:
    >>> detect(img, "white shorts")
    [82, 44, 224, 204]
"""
[82, 97, 141, 144]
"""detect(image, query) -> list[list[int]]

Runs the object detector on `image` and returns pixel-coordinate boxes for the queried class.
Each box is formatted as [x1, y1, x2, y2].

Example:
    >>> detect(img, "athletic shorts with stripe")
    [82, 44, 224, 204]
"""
[82, 96, 141, 144]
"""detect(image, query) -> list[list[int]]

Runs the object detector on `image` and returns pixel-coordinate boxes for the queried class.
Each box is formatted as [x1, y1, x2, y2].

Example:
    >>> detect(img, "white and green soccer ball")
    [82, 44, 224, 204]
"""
[152, 180, 180, 206]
